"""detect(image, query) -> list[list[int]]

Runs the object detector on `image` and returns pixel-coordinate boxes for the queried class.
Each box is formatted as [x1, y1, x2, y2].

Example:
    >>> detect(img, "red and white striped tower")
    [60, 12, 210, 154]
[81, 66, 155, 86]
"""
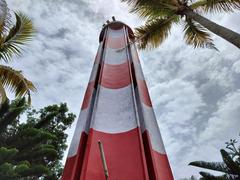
[62, 19, 173, 180]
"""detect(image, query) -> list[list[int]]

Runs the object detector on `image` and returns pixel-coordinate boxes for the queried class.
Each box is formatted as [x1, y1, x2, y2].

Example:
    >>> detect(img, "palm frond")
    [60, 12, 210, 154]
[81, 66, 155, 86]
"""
[121, 0, 178, 18]
[0, 0, 11, 34]
[190, 0, 208, 9]
[183, 18, 217, 49]
[0, 12, 35, 62]
[0, 82, 7, 104]
[221, 149, 240, 175]
[135, 16, 178, 49]
[190, 0, 240, 12]
[0, 65, 36, 104]
[133, 4, 177, 19]
[121, 0, 178, 6]
[199, 171, 236, 180]
[189, 161, 230, 173]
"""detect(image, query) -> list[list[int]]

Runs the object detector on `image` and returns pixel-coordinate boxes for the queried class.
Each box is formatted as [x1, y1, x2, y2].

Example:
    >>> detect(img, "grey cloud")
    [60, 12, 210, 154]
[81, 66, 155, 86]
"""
[6, 0, 240, 179]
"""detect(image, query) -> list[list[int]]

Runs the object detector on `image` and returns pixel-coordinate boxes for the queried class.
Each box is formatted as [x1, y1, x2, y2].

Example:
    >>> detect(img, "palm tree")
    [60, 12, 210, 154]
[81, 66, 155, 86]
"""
[121, 0, 240, 49]
[189, 138, 240, 179]
[0, 0, 35, 103]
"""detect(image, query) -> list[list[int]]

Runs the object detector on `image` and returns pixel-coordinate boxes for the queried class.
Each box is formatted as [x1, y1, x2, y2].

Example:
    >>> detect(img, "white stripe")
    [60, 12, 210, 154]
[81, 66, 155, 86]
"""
[130, 44, 140, 61]
[134, 88, 146, 130]
[91, 85, 137, 133]
[108, 28, 124, 37]
[141, 103, 166, 154]
[68, 108, 89, 157]
[104, 47, 127, 65]
[133, 61, 145, 80]
[67, 88, 96, 157]
[128, 32, 165, 154]
[130, 45, 166, 153]
[130, 44, 145, 80]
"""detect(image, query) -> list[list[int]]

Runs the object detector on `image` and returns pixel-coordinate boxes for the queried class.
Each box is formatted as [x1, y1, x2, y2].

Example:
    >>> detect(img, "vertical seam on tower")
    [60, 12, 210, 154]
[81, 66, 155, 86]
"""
[89, 27, 109, 130]
[123, 26, 150, 180]
[123, 26, 140, 128]
[79, 27, 109, 180]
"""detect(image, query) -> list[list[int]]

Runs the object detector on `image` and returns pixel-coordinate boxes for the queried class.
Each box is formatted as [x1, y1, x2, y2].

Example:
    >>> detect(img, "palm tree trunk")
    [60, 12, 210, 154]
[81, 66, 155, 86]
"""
[184, 10, 240, 49]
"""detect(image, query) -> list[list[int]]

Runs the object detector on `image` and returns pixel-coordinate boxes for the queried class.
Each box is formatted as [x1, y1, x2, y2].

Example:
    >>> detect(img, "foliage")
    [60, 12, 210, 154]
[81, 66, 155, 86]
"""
[183, 18, 216, 49]
[190, 0, 240, 13]
[0, 98, 76, 179]
[0, 0, 35, 104]
[0, 65, 36, 104]
[189, 135, 240, 179]
[180, 175, 198, 180]
[121, 0, 240, 49]
[135, 16, 178, 49]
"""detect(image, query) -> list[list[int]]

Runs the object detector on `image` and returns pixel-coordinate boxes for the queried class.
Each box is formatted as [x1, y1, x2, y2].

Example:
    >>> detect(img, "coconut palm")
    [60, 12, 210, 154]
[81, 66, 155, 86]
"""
[121, 0, 240, 49]
[189, 138, 240, 179]
[0, 0, 35, 103]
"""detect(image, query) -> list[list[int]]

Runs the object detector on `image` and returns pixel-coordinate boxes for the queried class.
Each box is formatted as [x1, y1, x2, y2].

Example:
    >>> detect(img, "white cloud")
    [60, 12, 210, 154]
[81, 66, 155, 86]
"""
[175, 90, 240, 179]
[6, 0, 240, 179]
[200, 90, 240, 143]
[151, 79, 204, 125]
[232, 60, 240, 73]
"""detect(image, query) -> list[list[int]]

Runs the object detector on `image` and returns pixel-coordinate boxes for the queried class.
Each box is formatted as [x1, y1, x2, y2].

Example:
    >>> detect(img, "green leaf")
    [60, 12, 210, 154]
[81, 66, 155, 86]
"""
[0, 162, 19, 179]
[0, 98, 9, 117]
[199, 171, 238, 180]
[0, 0, 11, 35]
[121, 0, 179, 9]
[17, 165, 51, 177]
[0, 12, 35, 62]
[0, 82, 7, 104]
[200, 171, 227, 180]
[0, 147, 18, 164]
[0, 99, 75, 179]
[189, 161, 230, 173]
[183, 18, 217, 50]
[221, 149, 240, 175]
[0, 98, 26, 134]
[135, 16, 178, 49]
[190, 0, 240, 13]
[0, 65, 36, 104]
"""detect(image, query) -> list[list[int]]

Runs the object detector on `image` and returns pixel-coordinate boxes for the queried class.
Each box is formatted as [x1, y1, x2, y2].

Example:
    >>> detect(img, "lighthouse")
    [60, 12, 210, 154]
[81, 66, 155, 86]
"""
[62, 19, 173, 180]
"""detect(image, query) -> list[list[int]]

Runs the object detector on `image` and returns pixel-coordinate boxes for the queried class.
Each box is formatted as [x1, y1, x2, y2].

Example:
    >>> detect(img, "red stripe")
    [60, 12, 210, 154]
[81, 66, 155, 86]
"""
[137, 79, 152, 107]
[81, 82, 95, 110]
[109, 23, 124, 30]
[142, 131, 173, 180]
[62, 155, 77, 180]
[142, 131, 158, 180]
[100, 62, 131, 89]
[153, 150, 173, 180]
[80, 128, 149, 180]
[106, 36, 125, 49]
[62, 132, 88, 180]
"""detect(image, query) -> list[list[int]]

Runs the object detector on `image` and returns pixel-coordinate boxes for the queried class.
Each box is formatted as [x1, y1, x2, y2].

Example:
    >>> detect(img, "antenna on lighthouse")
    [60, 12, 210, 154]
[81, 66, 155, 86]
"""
[98, 141, 109, 180]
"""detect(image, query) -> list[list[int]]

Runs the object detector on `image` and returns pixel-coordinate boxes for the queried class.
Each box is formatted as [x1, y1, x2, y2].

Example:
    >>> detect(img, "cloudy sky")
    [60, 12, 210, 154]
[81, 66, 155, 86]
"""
[7, 0, 240, 179]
